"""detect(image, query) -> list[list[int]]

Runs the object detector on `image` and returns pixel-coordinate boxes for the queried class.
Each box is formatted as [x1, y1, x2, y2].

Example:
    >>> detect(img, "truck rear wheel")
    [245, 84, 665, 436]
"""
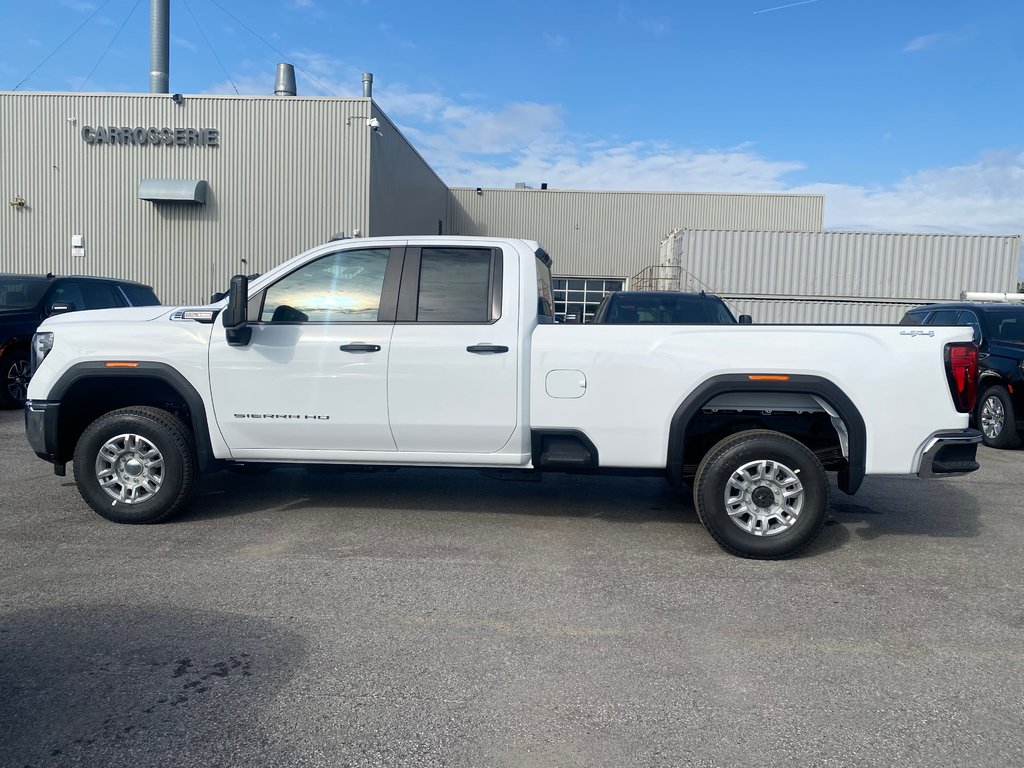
[977, 385, 1022, 449]
[73, 406, 197, 524]
[693, 430, 829, 559]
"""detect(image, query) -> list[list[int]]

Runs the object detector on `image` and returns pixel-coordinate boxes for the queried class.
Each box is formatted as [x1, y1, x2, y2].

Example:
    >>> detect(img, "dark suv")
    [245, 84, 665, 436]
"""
[0, 274, 160, 407]
[591, 290, 748, 324]
[901, 301, 1024, 448]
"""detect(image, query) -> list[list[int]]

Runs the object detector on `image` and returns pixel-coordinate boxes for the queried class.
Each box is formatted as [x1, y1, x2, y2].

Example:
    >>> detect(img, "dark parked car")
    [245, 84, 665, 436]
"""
[0, 274, 160, 407]
[591, 290, 749, 325]
[901, 301, 1024, 448]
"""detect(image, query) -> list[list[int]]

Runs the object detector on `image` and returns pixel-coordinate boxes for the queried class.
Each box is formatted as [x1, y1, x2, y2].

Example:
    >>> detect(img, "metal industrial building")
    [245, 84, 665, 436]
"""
[1, 85, 821, 309]
[2, 82, 1019, 321]
[656, 229, 1022, 324]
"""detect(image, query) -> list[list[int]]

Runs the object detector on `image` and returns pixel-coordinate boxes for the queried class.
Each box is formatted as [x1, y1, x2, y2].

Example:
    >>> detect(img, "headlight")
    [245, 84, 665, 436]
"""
[31, 332, 54, 374]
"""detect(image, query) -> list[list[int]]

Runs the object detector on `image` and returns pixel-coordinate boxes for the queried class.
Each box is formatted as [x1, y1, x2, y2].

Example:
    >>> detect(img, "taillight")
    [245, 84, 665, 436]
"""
[944, 342, 978, 413]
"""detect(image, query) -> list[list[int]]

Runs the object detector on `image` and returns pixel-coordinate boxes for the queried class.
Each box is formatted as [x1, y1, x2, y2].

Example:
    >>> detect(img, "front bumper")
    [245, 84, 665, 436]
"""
[24, 400, 64, 473]
[916, 429, 982, 478]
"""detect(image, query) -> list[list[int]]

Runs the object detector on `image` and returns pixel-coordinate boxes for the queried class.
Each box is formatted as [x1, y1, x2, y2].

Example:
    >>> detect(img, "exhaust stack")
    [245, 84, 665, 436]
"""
[362, 72, 373, 98]
[149, 0, 169, 93]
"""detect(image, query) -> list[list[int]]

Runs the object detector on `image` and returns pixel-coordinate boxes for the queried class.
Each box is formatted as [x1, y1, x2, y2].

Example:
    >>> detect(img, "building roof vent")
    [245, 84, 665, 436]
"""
[275, 63, 297, 96]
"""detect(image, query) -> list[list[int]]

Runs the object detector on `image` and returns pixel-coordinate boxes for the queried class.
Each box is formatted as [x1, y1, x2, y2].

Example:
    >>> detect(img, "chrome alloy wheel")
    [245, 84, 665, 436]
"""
[95, 433, 165, 504]
[724, 459, 804, 537]
[980, 395, 1005, 440]
[6, 359, 30, 402]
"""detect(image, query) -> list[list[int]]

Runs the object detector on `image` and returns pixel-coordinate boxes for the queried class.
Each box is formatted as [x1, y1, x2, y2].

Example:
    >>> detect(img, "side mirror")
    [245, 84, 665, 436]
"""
[223, 274, 252, 346]
[48, 302, 76, 316]
[738, 314, 753, 325]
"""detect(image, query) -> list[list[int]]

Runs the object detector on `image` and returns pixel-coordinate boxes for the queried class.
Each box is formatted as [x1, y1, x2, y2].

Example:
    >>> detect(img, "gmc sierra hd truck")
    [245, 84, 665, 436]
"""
[24, 236, 982, 558]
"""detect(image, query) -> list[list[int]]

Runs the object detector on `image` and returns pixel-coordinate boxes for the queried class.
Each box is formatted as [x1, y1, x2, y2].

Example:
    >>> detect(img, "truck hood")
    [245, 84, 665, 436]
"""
[39, 305, 174, 329]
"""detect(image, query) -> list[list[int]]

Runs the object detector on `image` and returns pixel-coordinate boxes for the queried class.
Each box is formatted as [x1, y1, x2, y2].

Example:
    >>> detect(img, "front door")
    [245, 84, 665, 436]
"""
[209, 246, 401, 454]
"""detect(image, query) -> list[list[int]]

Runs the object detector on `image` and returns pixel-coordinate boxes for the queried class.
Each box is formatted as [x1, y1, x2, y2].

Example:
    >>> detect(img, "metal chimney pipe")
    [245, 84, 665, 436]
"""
[149, 0, 170, 93]
[362, 72, 373, 98]
[274, 63, 297, 96]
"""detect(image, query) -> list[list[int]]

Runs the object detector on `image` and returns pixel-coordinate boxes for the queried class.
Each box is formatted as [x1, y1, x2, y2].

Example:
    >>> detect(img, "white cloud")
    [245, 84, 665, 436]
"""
[287, 0, 314, 8]
[59, 0, 96, 12]
[543, 32, 568, 48]
[197, 55, 1024, 241]
[903, 33, 944, 53]
[174, 37, 198, 53]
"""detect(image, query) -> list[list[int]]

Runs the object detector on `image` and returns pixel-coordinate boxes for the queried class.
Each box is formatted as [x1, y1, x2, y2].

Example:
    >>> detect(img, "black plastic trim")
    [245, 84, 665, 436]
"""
[666, 374, 867, 495]
[531, 429, 599, 468]
[48, 361, 218, 472]
[24, 400, 60, 465]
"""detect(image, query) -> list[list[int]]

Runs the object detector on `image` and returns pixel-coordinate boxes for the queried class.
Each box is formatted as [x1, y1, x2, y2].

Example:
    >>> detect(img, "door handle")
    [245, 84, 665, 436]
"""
[339, 343, 381, 353]
[466, 344, 509, 354]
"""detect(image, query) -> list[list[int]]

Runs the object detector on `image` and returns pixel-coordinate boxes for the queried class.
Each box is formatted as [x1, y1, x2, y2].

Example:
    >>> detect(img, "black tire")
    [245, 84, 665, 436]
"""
[1, 351, 31, 409]
[73, 406, 197, 523]
[693, 429, 829, 559]
[976, 385, 1022, 449]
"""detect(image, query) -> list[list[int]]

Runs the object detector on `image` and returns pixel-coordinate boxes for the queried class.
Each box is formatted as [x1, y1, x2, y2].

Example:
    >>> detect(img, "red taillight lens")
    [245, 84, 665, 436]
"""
[945, 342, 978, 413]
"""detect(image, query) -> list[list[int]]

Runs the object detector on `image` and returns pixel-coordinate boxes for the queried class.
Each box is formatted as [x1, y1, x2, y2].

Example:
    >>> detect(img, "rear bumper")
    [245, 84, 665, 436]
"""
[916, 429, 982, 478]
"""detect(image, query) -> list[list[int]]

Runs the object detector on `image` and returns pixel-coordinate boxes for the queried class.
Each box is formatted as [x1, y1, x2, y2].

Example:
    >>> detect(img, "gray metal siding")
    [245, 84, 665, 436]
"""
[676, 230, 1021, 301]
[2, 92, 374, 304]
[367, 105, 449, 237]
[447, 188, 824, 278]
[721, 296, 925, 325]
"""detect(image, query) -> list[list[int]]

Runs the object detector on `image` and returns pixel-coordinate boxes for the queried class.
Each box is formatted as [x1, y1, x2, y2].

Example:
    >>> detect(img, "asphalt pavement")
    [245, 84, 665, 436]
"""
[1, 409, 1022, 768]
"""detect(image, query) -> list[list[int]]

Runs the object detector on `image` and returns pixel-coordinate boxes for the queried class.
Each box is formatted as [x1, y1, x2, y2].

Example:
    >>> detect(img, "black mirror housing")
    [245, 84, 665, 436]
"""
[224, 274, 252, 346]
[739, 314, 753, 325]
[48, 302, 76, 316]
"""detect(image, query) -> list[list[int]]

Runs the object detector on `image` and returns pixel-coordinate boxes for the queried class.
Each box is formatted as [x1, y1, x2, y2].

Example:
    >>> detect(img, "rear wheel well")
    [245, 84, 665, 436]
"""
[667, 376, 865, 494]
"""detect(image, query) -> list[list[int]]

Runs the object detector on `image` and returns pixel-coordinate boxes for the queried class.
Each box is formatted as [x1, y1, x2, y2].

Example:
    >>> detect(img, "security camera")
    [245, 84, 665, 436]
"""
[366, 117, 380, 130]
[171, 93, 184, 105]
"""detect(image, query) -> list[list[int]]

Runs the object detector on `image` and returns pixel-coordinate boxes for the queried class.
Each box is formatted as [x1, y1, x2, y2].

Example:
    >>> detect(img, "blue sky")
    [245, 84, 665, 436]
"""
[4, 0, 1024, 244]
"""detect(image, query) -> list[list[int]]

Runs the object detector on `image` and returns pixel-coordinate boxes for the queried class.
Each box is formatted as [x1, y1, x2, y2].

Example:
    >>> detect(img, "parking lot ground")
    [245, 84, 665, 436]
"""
[1, 408, 1023, 768]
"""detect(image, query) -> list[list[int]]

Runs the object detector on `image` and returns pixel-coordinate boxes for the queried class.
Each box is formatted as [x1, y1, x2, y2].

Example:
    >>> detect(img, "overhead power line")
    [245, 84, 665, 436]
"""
[205, 0, 338, 96]
[12, 0, 117, 90]
[182, 0, 239, 94]
[79, 0, 144, 92]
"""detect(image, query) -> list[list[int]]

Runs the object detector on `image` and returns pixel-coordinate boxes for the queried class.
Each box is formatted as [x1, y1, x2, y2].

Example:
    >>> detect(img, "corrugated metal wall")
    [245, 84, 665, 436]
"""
[673, 229, 1021, 301]
[721, 296, 925, 325]
[447, 188, 824, 278]
[1, 93, 382, 304]
[368, 104, 449, 237]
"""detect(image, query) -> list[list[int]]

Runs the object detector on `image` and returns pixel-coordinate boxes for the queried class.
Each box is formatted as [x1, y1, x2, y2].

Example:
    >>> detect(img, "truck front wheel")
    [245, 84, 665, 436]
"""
[73, 407, 197, 524]
[693, 430, 829, 559]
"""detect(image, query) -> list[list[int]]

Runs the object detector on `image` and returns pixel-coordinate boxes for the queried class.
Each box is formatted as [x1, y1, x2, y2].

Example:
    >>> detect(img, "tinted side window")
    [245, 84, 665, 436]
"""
[80, 282, 123, 309]
[899, 311, 926, 325]
[417, 247, 494, 322]
[120, 284, 161, 306]
[47, 282, 85, 311]
[928, 309, 959, 325]
[956, 310, 983, 344]
[262, 248, 390, 323]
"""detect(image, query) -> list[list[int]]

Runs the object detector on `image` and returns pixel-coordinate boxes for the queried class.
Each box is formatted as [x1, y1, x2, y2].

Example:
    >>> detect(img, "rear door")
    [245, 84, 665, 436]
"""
[387, 245, 520, 453]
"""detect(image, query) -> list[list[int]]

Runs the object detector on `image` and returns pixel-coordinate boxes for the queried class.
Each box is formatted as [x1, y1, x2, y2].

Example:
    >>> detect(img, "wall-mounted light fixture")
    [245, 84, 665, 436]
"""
[9, 195, 27, 208]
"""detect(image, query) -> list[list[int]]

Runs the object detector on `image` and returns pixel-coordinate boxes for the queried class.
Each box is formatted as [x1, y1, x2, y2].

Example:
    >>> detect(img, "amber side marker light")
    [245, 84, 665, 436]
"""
[748, 374, 790, 382]
[104, 362, 139, 368]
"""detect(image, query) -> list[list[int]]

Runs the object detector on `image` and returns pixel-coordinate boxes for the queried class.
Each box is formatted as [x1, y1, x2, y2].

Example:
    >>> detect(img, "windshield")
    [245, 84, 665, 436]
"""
[0, 278, 48, 310]
[988, 309, 1024, 342]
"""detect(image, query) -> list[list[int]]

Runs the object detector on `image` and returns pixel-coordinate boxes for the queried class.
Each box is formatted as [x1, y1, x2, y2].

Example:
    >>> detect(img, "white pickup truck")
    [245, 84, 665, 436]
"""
[24, 236, 982, 558]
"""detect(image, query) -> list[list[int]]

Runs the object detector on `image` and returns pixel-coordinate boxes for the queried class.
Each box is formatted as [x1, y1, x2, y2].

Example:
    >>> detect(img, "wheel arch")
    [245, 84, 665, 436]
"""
[48, 361, 217, 472]
[667, 374, 867, 495]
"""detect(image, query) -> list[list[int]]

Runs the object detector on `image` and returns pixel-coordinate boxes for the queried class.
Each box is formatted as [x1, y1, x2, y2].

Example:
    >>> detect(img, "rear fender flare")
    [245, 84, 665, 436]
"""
[666, 374, 867, 495]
